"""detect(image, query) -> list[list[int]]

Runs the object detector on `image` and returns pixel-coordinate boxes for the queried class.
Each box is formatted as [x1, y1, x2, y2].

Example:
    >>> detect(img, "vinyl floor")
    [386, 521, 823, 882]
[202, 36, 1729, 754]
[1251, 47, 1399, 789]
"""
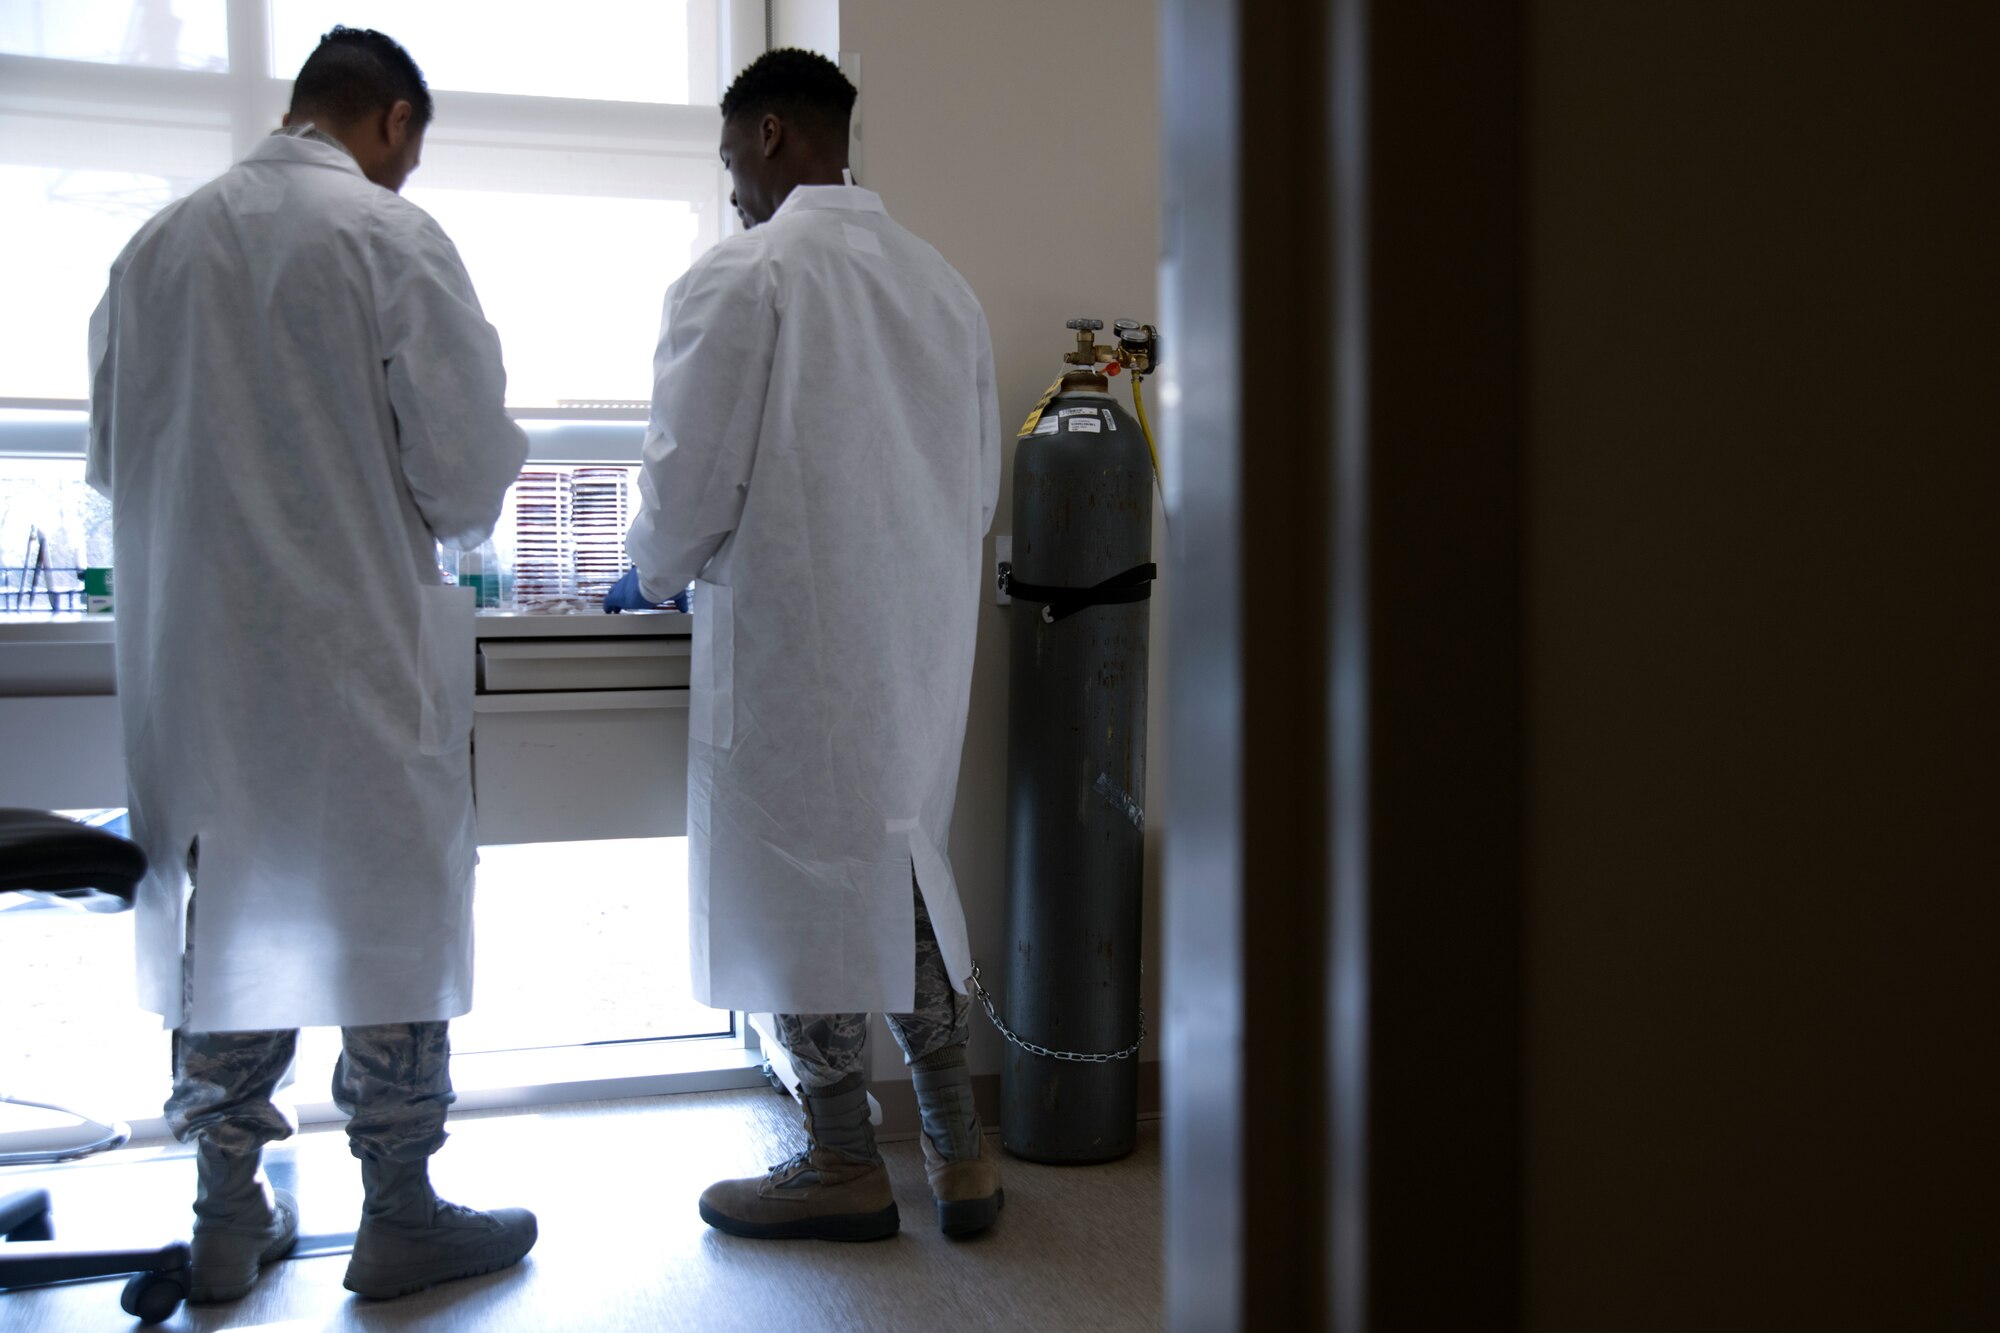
[0, 1086, 1162, 1332]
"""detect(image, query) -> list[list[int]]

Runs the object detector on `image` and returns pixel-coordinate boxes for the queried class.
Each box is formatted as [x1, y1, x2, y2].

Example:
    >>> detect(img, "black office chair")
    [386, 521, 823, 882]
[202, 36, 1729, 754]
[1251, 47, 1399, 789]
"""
[0, 809, 191, 1323]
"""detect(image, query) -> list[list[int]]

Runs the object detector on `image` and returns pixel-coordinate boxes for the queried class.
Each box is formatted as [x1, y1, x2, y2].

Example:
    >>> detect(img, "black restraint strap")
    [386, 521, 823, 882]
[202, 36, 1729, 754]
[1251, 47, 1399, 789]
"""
[1001, 562, 1158, 624]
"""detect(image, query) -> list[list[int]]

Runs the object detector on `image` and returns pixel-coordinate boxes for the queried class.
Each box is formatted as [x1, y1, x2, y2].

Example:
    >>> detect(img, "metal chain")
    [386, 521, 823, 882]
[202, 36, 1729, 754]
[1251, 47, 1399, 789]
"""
[968, 965, 1146, 1064]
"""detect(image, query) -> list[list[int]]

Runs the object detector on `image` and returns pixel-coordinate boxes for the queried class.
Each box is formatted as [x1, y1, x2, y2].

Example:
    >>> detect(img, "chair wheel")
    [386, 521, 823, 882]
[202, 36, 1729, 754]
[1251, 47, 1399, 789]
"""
[120, 1270, 187, 1324]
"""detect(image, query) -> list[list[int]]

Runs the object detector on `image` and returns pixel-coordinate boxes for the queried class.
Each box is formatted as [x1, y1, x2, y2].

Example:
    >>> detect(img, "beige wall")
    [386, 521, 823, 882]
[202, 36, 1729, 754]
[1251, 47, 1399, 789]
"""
[836, 2, 1165, 1085]
[1528, 5, 1999, 1328]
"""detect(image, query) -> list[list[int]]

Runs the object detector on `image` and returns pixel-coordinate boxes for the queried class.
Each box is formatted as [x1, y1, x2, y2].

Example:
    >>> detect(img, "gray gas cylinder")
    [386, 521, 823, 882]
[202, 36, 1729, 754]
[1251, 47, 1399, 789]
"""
[1000, 371, 1153, 1164]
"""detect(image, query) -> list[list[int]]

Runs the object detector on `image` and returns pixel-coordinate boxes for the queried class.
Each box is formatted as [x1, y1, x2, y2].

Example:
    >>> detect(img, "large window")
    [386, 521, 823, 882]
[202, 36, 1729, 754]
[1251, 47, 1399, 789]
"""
[0, 1, 231, 71]
[0, 0, 756, 413]
[0, 452, 109, 611]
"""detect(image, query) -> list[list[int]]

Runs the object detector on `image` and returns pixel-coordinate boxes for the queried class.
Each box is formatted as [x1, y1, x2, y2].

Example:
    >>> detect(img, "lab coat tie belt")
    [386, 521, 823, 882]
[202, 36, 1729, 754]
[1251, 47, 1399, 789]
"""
[997, 562, 1157, 624]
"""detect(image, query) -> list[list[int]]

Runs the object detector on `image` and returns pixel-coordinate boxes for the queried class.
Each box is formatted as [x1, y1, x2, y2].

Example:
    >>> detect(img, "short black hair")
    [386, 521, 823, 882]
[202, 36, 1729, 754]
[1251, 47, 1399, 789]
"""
[289, 27, 433, 130]
[721, 48, 856, 134]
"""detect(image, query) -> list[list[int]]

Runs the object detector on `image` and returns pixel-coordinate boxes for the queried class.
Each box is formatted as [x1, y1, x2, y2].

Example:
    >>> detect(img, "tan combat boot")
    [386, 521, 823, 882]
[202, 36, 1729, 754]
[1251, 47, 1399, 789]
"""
[920, 1130, 1004, 1236]
[187, 1143, 298, 1303]
[343, 1157, 537, 1299]
[912, 1044, 1003, 1235]
[698, 1074, 900, 1241]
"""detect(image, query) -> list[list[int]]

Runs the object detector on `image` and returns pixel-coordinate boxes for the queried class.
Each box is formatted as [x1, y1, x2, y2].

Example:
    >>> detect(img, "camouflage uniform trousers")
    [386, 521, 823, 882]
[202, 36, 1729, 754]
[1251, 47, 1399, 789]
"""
[774, 875, 970, 1092]
[164, 881, 455, 1164]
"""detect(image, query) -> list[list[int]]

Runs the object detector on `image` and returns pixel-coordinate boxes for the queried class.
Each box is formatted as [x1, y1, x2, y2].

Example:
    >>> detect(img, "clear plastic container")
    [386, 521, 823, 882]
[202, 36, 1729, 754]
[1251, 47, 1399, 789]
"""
[453, 538, 515, 610]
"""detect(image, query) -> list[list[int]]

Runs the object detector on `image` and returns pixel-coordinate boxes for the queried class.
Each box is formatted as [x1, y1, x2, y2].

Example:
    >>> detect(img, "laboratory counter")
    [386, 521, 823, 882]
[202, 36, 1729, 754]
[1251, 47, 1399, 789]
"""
[0, 610, 693, 843]
[0, 608, 687, 645]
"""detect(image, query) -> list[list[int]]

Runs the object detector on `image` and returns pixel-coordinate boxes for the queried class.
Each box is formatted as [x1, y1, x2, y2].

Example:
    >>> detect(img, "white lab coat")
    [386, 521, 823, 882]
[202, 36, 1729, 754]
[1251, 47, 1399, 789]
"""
[626, 185, 1001, 1015]
[86, 132, 528, 1031]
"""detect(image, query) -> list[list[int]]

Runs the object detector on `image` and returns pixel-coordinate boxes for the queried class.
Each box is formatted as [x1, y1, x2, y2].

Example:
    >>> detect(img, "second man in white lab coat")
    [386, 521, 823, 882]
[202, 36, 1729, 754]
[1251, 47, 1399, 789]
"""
[612, 49, 1004, 1240]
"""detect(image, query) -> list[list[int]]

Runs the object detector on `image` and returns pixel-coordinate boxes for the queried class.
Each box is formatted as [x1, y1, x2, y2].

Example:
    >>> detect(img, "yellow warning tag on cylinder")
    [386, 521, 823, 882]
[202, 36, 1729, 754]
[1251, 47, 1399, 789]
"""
[1016, 373, 1069, 438]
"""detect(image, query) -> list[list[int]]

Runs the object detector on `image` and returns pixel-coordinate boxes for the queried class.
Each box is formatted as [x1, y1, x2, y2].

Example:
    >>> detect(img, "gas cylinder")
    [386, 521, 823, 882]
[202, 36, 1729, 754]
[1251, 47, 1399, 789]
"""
[999, 317, 1158, 1163]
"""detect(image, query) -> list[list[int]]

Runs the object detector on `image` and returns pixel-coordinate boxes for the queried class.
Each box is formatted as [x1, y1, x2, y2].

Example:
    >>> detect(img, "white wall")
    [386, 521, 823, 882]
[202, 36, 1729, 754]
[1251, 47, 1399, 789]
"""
[836, 1, 1165, 1086]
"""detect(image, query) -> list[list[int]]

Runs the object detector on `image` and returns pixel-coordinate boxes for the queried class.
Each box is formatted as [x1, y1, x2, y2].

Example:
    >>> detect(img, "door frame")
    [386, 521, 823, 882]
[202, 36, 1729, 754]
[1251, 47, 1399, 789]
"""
[1160, 1, 1526, 1327]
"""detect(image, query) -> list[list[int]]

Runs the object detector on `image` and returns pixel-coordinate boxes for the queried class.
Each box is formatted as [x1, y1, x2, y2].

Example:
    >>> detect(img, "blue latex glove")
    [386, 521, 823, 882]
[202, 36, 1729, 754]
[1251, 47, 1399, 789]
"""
[603, 568, 657, 613]
[603, 570, 694, 614]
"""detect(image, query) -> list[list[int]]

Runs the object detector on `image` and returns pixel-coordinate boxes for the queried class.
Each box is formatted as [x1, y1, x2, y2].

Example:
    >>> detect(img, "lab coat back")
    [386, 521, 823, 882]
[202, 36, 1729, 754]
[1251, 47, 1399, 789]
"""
[626, 186, 1001, 1016]
[86, 134, 528, 1031]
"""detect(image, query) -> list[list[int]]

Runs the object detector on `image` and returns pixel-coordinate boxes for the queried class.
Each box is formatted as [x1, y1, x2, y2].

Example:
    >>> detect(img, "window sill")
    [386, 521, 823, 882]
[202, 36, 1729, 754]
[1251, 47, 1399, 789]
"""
[432, 1036, 770, 1116]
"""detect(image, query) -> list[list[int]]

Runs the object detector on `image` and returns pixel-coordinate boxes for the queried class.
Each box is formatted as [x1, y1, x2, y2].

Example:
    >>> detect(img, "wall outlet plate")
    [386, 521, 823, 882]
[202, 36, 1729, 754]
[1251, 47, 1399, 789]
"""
[994, 535, 1013, 605]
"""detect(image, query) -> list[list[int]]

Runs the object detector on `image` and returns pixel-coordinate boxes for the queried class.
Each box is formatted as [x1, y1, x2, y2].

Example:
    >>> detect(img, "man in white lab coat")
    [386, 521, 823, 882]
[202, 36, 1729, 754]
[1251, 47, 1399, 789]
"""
[612, 49, 1005, 1240]
[88, 28, 537, 1302]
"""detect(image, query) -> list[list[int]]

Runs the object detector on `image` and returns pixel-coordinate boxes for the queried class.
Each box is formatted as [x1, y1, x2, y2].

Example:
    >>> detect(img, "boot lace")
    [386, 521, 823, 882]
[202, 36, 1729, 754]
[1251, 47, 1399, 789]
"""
[765, 1148, 818, 1183]
[431, 1198, 504, 1230]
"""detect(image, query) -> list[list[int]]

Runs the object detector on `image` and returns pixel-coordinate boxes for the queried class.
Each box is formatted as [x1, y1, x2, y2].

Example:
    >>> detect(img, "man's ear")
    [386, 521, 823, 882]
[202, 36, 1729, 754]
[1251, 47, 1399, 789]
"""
[760, 112, 785, 159]
[385, 99, 415, 148]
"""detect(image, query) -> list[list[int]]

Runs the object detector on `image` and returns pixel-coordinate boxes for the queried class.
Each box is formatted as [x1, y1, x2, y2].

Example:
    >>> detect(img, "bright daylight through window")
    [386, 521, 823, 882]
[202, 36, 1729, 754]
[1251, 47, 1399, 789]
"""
[0, 0, 752, 1129]
[2, 0, 731, 409]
